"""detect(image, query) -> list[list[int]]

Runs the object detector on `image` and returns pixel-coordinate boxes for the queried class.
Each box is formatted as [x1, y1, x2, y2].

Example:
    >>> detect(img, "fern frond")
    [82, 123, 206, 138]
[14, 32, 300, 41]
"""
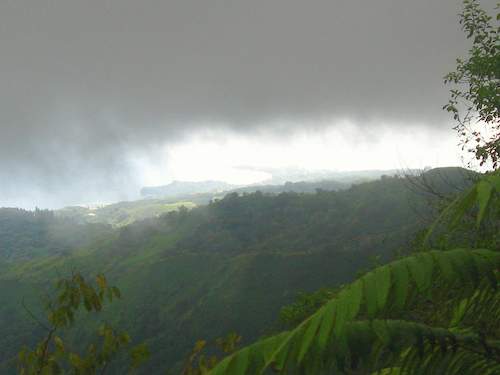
[211, 319, 500, 374]
[397, 345, 500, 375]
[329, 319, 500, 375]
[209, 248, 500, 375]
[449, 278, 500, 332]
[424, 172, 500, 243]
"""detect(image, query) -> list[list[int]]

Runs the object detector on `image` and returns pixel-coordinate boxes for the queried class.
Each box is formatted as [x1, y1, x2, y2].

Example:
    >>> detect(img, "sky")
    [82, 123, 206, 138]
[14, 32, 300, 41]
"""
[0, 0, 494, 208]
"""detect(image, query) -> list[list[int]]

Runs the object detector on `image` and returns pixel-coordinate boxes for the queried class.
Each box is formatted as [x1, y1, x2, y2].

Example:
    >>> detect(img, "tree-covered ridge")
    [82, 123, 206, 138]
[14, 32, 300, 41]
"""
[195, 172, 500, 374]
[0, 171, 452, 373]
[147, 169, 474, 257]
[53, 176, 362, 227]
[0, 208, 112, 262]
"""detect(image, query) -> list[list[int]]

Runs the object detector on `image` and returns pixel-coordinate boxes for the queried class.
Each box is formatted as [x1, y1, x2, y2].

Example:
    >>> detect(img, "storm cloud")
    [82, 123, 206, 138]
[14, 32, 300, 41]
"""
[0, 0, 491, 207]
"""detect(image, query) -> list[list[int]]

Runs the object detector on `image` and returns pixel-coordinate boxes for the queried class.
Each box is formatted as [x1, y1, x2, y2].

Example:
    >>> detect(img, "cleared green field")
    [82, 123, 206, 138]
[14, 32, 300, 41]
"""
[57, 200, 196, 227]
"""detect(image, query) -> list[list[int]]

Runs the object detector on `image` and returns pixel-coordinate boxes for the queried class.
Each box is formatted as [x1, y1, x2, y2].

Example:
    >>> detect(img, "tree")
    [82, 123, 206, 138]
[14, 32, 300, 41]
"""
[17, 272, 149, 374]
[444, 0, 499, 168]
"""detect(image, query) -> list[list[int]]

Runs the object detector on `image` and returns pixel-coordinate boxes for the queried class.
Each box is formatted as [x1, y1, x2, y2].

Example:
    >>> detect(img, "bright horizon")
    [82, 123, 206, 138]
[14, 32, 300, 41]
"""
[133, 121, 465, 187]
[5, 122, 470, 210]
[0, 0, 490, 209]
[0, 117, 472, 209]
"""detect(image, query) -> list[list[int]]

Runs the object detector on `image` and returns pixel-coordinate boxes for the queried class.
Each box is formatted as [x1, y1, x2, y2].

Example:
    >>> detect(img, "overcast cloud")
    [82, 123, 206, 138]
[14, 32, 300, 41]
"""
[0, 0, 493, 208]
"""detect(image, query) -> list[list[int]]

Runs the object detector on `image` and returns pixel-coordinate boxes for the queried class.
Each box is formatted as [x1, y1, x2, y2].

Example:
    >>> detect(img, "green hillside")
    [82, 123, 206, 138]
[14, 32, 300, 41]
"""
[56, 200, 197, 227]
[0, 170, 474, 373]
[0, 208, 113, 262]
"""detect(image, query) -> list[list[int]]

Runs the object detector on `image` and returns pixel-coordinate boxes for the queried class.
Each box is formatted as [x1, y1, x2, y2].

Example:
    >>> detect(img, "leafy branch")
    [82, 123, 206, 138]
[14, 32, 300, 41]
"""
[17, 272, 149, 375]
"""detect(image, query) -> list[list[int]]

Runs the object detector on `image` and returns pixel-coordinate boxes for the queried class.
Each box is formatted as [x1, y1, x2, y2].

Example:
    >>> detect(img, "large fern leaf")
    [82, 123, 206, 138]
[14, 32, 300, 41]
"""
[209, 248, 500, 375]
[425, 172, 500, 243]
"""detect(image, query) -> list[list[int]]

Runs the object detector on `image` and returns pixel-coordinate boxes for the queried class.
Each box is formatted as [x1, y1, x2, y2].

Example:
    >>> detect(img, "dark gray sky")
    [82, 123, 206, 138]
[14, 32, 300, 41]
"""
[0, 0, 491, 208]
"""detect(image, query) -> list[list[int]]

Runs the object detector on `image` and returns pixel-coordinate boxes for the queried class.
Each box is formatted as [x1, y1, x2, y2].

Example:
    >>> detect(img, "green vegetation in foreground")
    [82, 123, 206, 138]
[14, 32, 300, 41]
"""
[17, 272, 149, 374]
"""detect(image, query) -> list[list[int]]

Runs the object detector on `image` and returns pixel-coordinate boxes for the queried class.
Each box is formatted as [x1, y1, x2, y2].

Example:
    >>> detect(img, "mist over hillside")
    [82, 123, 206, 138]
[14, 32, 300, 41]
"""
[140, 180, 235, 199]
[53, 168, 418, 227]
[0, 167, 480, 373]
[138, 168, 406, 200]
[1, 0, 498, 373]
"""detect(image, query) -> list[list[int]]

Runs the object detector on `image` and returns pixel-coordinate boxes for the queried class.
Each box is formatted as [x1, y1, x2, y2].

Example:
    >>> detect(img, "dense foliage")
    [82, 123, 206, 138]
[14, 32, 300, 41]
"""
[18, 272, 148, 374]
[444, 0, 499, 167]
[209, 249, 500, 374]
[1, 171, 453, 373]
[0, 208, 112, 261]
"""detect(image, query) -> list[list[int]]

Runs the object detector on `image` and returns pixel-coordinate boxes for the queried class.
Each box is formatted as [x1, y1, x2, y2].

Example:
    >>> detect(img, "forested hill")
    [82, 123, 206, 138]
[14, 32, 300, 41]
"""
[56, 177, 352, 227]
[0, 208, 112, 262]
[0, 168, 474, 373]
[113, 167, 473, 258]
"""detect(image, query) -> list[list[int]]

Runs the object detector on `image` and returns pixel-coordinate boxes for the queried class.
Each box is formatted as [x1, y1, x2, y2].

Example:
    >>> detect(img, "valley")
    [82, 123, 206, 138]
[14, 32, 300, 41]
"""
[0, 168, 473, 373]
